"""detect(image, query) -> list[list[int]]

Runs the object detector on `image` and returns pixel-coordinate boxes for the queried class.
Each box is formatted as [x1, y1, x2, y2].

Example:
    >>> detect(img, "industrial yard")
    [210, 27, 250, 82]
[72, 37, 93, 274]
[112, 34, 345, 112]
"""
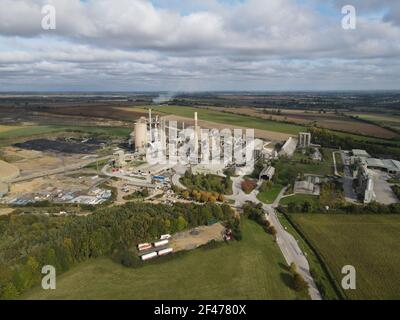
[1, 93, 400, 301]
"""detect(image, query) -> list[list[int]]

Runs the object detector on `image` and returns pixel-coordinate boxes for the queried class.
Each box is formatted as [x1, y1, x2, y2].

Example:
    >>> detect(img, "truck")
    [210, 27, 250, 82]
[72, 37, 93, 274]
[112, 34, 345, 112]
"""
[141, 252, 157, 261]
[154, 239, 169, 247]
[157, 248, 173, 256]
[160, 234, 172, 240]
[138, 243, 152, 251]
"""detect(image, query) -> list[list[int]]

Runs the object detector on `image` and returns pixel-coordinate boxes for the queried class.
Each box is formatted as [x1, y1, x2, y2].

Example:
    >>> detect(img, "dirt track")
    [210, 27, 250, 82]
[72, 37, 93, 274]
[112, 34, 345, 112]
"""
[170, 223, 225, 252]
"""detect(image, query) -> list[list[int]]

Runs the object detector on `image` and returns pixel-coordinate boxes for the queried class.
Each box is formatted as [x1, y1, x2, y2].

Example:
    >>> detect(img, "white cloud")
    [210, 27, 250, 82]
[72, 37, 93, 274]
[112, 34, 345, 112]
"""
[0, 0, 399, 90]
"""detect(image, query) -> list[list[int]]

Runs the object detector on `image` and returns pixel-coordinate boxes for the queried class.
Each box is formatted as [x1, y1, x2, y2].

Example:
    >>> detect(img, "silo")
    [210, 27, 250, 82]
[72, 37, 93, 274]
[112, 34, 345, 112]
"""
[134, 118, 148, 153]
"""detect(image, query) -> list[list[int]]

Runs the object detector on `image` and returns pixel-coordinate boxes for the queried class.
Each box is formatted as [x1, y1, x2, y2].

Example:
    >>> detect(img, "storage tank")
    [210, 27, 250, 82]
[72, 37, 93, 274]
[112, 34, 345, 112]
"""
[134, 118, 148, 152]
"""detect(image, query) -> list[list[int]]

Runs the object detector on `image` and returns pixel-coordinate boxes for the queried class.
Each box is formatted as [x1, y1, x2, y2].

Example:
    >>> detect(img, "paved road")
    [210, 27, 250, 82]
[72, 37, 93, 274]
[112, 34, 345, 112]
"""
[226, 178, 322, 300]
[340, 151, 358, 202]
[332, 151, 340, 177]
[7, 156, 112, 183]
[101, 164, 156, 188]
[171, 165, 187, 190]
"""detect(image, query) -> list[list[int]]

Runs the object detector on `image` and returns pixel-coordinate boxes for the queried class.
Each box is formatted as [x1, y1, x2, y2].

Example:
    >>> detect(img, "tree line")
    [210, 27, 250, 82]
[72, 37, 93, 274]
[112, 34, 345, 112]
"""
[0, 201, 236, 299]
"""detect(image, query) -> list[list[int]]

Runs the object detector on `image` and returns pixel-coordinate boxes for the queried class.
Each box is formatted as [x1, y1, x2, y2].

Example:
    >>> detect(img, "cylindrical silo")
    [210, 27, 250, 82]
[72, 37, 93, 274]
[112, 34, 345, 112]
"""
[134, 119, 148, 152]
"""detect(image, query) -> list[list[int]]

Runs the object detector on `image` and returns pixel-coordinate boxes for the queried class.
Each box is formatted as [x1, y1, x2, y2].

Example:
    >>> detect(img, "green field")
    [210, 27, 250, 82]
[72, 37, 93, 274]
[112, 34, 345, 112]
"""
[289, 214, 400, 300]
[349, 113, 400, 127]
[145, 106, 400, 147]
[23, 219, 306, 300]
[257, 184, 284, 204]
[0, 125, 131, 140]
[148, 105, 305, 135]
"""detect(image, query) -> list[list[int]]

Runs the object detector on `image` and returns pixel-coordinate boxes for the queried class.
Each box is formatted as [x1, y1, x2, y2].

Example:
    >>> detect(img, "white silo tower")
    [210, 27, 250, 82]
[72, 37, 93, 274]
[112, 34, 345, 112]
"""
[134, 117, 148, 153]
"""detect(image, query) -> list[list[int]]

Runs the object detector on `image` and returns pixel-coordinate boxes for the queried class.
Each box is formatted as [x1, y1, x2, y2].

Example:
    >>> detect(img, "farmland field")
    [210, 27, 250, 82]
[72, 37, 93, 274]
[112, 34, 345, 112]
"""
[23, 219, 306, 300]
[348, 113, 400, 133]
[147, 105, 306, 135]
[289, 214, 400, 300]
[0, 125, 131, 140]
[214, 107, 399, 139]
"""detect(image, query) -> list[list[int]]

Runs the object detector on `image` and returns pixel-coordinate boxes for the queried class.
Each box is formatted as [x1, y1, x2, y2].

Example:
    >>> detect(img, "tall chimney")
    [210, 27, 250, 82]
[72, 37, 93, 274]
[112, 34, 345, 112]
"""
[149, 109, 152, 143]
[194, 112, 198, 128]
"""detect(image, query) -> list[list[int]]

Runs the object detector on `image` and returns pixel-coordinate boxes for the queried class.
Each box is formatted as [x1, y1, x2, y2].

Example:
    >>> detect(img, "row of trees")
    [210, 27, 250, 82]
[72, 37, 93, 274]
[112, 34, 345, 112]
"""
[392, 185, 400, 201]
[181, 170, 232, 195]
[0, 201, 236, 299]
[181, 189, 225, 203]
[242, 202, 277, 238]
[309, 127, 400, 160]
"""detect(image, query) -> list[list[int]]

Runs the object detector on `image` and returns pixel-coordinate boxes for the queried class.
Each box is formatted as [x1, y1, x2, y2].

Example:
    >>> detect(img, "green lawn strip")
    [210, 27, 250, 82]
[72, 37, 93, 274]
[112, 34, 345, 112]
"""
[257, 184, 284, 204]
[22, 219, 305, 300]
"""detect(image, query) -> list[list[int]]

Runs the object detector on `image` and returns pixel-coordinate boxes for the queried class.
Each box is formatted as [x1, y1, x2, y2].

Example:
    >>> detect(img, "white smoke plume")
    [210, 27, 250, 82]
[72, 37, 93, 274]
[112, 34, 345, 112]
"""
[152, 92, 177, 104]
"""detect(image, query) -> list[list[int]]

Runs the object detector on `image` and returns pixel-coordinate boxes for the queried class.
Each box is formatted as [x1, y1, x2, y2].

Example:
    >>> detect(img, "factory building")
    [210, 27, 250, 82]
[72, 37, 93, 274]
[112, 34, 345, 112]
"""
[298, 132, 311, 148]
[351, 149, 400, 177]
[356, 164, 376, 204]
[279, 137, 297, 157]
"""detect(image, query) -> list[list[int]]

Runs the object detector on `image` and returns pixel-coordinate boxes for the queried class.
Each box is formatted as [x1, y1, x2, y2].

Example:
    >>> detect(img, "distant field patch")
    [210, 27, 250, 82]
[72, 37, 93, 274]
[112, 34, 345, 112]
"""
[148, 105, 306, 135]
[23, 219, 305, 300]
[0, 125, 130, 140]
[290, 214, 400, 300]
[349, 113, 400, 135]
[0, 125, 25, 133]
[214, 107, 398, 139]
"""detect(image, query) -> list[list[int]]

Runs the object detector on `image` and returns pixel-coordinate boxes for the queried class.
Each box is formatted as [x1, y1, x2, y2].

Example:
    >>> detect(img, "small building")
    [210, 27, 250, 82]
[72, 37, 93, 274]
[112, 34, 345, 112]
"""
[356, 164, 376, 204]
[298, 132, 311, 148]
[260, 166, 275, 181]
[279, 137, 298, 158]
[294, 180, 320, 195]
[311, 148, 322, 161]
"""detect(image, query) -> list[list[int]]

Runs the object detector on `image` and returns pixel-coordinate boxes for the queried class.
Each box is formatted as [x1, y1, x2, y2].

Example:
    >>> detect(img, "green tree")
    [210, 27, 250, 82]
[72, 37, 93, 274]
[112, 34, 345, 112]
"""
[177, 216, 188, 231]
[1, 282, 19, 300]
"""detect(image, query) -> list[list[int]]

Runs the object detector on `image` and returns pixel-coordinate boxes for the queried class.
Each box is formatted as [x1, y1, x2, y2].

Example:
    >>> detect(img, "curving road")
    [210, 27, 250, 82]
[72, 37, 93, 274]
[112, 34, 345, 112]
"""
[227, 176, 322, 300]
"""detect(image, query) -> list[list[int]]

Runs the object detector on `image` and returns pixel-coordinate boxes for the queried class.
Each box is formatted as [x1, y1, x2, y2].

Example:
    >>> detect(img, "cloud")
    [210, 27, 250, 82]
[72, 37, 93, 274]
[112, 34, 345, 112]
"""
[0, 0, 399, 90]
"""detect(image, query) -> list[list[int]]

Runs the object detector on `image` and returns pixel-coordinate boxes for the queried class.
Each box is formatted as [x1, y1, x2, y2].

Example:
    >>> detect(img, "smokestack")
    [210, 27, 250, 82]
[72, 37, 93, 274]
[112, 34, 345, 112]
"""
[149, 109, 152, 143]
[194, 112, 198, 128]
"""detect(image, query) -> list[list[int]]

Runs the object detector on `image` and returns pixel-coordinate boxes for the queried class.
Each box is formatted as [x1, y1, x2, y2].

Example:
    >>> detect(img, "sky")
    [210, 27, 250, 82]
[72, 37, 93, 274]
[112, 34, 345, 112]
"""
[0, 0, 399, 92]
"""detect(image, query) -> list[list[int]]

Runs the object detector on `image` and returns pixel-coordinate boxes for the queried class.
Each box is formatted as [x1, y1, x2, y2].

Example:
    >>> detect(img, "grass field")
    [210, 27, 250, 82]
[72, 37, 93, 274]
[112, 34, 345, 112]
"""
[148, 105, 306, 135]
[23, 219, 306, 300]
[257, 184, 284, 204]
[289, 214, 400, 300]
[0, 125, 131, 140]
